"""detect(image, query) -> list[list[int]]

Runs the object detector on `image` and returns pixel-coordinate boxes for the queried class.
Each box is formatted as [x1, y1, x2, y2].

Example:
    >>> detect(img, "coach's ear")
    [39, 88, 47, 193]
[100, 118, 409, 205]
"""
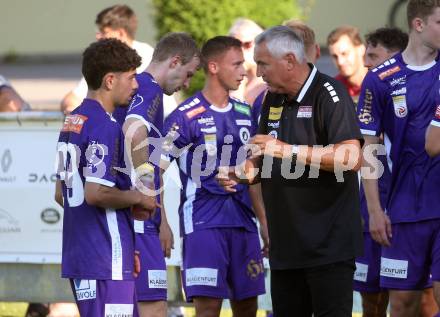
[102, 72, 116, 91]
[284, 53, 297, 71]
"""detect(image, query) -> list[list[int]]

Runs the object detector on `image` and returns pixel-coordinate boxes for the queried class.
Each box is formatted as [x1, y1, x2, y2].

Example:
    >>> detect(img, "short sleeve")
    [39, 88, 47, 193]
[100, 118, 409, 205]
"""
[357, 72, 386, 136]
[322, 81, 363, 145]
[84, 123, 121, 187]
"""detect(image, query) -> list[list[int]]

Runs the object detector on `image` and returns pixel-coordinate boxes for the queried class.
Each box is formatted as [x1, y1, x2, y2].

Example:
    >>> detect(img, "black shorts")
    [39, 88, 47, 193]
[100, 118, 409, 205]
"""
[271, 259, 355, 317]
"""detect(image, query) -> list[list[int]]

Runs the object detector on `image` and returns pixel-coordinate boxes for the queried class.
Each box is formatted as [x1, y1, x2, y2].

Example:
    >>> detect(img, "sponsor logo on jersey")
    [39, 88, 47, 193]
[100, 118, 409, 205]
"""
[128, 94, 143, 112]
[104, 304, 134, 317]
[239, 127, 250, 144]
[148, 270, 167, 289]
[197, 116, 215, 126]
[378, 66, 401, 80]
[200, 126, 217, 134]
[390, 75, 406, 87]
[392, 95, 408, 118]
[204, 134, 217, 156]
[236, 119, 252, 126]
[358, 89, 374, 124]
[234, 103, 251, 116]
[380, 257, 408, 279]
[186, 268, 218, 286]
[390, 87, 407, 96]
[246, 259, 264, 280]
[186, 106, 206, 119]
[73, 279, 96, 301]
[354, 262, 368, 282]
[268, 107, 283, 120]
[268, 121, 280, 129]
[178, 97, 201, 111]
[62, 114, 88, 134]
[297, 105, 313, 118]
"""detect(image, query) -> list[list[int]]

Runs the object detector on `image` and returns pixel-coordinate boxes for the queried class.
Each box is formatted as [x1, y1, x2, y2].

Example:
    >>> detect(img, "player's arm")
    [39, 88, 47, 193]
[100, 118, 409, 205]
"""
[54, 179, 63, 207]
[84, 182, 157, 213]
[425, 123, 440, 157]
[123, 117, 149, 170]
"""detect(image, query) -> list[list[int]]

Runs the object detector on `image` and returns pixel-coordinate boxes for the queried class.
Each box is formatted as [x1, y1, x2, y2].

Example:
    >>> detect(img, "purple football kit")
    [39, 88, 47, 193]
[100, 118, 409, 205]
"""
[357, 52, 440, 289]
[120, 72, 168, 301]
[56, 98, 137, 316]
[164, 91, 265, 301]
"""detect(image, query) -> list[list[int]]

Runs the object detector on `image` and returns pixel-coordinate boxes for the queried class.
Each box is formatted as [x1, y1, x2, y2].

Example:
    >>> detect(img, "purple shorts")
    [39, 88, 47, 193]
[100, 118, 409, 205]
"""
[182, 227, 266, 301]
[69, 279, 138, 317]
[380, 219, 440, 290]
[135, 233, 167, 301]
[354, 232, 383, 293]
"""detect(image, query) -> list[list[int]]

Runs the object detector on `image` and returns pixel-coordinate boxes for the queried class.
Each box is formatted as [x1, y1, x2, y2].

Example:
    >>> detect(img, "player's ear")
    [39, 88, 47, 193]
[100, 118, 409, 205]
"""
[102, 72, 116, 90]
[412, 17, 425, 32]
[207, 61, 218, 74]
[169, 55, 182, 69]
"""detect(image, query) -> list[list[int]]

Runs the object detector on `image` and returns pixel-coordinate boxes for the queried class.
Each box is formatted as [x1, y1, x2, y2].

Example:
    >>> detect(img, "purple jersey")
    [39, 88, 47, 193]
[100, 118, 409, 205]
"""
[357, 52, 440, 223]
[122, 72, 164, 233]
[56, 98, 134, 280]
[251, 89, 267, 125]
[163, 92, 258, 235]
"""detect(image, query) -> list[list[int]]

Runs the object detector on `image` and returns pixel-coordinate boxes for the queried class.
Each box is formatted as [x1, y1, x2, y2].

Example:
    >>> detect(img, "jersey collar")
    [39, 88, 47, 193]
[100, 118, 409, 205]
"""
[295, 64, 318, 103]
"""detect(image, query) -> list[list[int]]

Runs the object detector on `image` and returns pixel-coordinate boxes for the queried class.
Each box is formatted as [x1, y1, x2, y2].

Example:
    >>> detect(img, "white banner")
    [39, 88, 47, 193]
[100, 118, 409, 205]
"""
[0, 117, 183, 265]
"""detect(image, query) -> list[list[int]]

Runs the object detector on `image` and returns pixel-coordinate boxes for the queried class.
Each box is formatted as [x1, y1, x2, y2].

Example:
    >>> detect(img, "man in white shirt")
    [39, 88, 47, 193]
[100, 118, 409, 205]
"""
[60, 4, 177, 115]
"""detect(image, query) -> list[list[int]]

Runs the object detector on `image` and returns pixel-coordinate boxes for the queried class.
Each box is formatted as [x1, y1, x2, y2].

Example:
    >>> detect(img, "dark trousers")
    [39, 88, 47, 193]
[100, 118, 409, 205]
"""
[271, 259, 355, 317]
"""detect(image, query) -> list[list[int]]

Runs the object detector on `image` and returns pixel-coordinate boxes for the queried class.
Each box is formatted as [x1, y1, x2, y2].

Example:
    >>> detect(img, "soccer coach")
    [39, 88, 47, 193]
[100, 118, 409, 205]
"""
[218, 26, 364, 317]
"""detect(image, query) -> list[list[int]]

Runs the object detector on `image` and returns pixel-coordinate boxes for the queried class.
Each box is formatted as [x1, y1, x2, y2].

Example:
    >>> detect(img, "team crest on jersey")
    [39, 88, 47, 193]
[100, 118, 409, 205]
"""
[268, 107, 283, 120]
[239, 127, 250, 144]
[392, 95, 408, 118]
[186, 106, 206, 119]
[379, 66, 401, 80]
[269, 130, 278, 139]
[62, 114, 88, 134]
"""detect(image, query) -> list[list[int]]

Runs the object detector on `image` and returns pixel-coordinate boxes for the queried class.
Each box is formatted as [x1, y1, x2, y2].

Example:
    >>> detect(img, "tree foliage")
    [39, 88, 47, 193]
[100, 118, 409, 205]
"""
[152, 0, 305, 97]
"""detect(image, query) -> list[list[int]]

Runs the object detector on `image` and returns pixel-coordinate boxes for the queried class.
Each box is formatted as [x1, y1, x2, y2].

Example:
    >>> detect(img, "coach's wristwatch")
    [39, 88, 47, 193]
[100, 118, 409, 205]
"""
[291, 144, 299, 162]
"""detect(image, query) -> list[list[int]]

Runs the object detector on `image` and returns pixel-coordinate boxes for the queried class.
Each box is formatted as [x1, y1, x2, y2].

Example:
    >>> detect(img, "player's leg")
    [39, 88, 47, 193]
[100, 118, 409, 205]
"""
[354, 232, 388, 317]
[70, 279, 137, 317]
[228, 228, 265, 317]
[230, 296, 258, 317]
[360, 292, 389, 317]
[419, 287, 438, 317]
[182, 229, 229, 317]
[381, 222, 432, 317]
[135, 233, 168, 317]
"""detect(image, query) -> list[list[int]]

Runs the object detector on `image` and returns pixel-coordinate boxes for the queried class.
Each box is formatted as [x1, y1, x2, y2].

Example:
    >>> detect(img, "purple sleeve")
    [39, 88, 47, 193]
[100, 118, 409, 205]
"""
[84, 124, 121, 187]
[163, 110, 192, 161]
[252, 90, 266, 126]
[125, 89, 162, 132]
[357, 72, 386, 137]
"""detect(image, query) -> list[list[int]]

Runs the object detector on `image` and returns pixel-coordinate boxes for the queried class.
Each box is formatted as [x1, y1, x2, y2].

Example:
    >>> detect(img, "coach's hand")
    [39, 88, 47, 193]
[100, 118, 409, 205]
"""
[369, 208, 392, 247]
[159, 220, 174, 258]
[251, 134, 291, 159]
[216, 166, 240, 193]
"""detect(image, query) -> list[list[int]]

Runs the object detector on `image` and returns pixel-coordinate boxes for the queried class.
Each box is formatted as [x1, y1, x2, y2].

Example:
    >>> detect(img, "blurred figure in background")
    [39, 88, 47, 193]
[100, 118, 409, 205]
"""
[228, 18, 266, 105]
[327, 25, 367, 103]
[283, 19, 320, 63]
[0, 75, 30, 112]
[60, 4, 176, 116]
